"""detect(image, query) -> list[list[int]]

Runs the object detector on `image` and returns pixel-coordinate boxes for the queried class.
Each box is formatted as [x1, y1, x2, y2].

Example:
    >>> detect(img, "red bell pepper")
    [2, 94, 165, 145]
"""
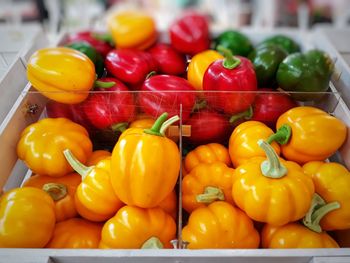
[148, 43, 187, 76]
[65, 31, 113, 57]
[169, 12, 210, 56]
[105, 49, 158, 86]
[139, 75, 196, 122]
[203, 47, 257, 114]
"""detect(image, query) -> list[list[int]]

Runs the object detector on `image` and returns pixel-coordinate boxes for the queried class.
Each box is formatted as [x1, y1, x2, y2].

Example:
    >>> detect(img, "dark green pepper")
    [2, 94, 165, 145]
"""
[214, 30, 253, 57]
[248, 45, 287, 87]
[65, 41, 105, 77]
[276, 50, 334, 100]
[260, 35, 300, 54]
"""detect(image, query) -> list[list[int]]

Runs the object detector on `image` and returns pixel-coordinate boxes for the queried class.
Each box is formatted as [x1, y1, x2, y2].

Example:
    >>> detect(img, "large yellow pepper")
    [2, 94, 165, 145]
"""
[303, 161, 350, 231]
[111, 113, 180, 208]
[232, 140, 314, 226]
[17, 118, 93, 177]
[107, 11, 157, 50]
[27, 47, 95, 104]
[187, 50, 223, 91]
[182, 201, 259, 249]
[0, 187, 56, 248]
[229, 121, 280, 167]
[268, 106, 347, 164]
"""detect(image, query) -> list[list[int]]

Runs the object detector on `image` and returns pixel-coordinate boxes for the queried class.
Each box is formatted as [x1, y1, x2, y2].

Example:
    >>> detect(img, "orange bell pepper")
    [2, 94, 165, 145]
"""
[27, 47, 95, 104]
[17, 118, 93, 177]
[0, 187, 55, 248]
[262, 223, 339, 248]
[157, 190, 177, 220]
[22, 173, 81, 222]
[111, 113, 180, 208]
[107, 11, 157, 50]
[268, 106, 347, 164]
[86, 150, 111, 166]
[229, 121, 280, 167]
[184, 143, 231, 174]
[182, 201, 259, 248]
[302, 161, 350, 231]
[232, 140, 314, 226]
[64, 152, 124, 222]
[99, 206, 176, 249]
[46, 218, 102, 248]
[182, 162, 234, 213]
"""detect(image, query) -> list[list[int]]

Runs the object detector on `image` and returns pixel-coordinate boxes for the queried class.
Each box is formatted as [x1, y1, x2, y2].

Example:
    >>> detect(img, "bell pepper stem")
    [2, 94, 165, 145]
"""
[144, 113, 180, 137]
[91, 33, 114, 46]
[266, 124, 292, 145]
[42, 183, 68, 201]
[196, 186, 225, 204]
[141, 237, 164, 249]
[63, 149, 93, 180]
[258, 139, 287, 178]
[146, 71, 157, 79]
[303, 193, 340, 233]
[191, 99, 207, 112]
[94, 80, 116, 89]
[111, 122, 128, 133]
[217, 45, 241, 69]
[229, 106, 253, 123]
[160, 116, 180, 136]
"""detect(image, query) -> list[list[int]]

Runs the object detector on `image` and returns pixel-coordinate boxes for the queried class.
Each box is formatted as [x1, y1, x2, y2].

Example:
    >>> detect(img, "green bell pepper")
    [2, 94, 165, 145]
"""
[248, 45, 287, 87]
[276, 49, 334, 100]
[214, 30, 253, 57]
[260, 35, 300, 54]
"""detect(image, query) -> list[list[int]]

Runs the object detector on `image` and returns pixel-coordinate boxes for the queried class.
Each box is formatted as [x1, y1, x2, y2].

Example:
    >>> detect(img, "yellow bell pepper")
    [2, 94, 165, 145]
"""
[0, 187, 55, 248]
[229, 121, 280, 167]
[17, 118, 93, 177]
[107, 11, 157, 50]
[182, 201, 259, 249]
[268, 106, 347, 164]
[111, 113, 180, 208]
[27, 47, 95, 104]
[86, 150, 111, 166]
[303, 161, 350, 231]
[262, 223, 339, 248]
[187, 50, 223, 91]
[232, 140, 314, 226]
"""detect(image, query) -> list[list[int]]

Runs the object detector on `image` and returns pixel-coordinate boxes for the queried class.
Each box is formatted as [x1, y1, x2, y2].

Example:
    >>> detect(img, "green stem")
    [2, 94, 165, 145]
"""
[42, 183, 68, 201]
[303, 193, 341, 233]
[92, 33, 114, 46]
[266, 124, 292, 145]
[159, 115, 180, 136]
[258, 139, 287, 178]
[146, 71, 157, 79]
[217, 45, 241, 69]
[229, 106, 253, 123]
[141, 237, 164, 249]
[144, 113, 168, 136]
[94, 80, 116, 89]
[111, 122, 128, 133]
[191, 99, 207, 113]
[196, 186, 225, 204]
[63, 149, 93, 180]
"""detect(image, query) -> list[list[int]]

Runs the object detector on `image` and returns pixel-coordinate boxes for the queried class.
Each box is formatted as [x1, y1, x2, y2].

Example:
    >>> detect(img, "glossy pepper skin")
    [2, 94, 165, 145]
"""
[228, 121, 280, 168]
[260, 35, 301, 54]
[46, 218, 102, 248]
[203, 47, 257, 114]
[17, 118, 93, 177]
[99, 206, 176, 248]
[169, 12, 210, 56]
[269, 106, 347, 164]
[303, 161, 350, 231]
[23, 173, 81, 222]
[276, 50, 334, 98]
[111, 113, 180, 208]
[105, 49, 158, 85]
[157, 190, 177, 220]
[232, 140, 314, 226]
[214, 30, 253, 57]
[184, 143, 231, 174]
[0, 187, 55, 248]
[187, 50, 223, 91]
[107, 11, 157, 50]
[182, 162, 235, 213]
[140, 75, 196, 122]
[27, 47, 95, 104]
[182, 201, 259, 249]
[262, 223, 339, 248]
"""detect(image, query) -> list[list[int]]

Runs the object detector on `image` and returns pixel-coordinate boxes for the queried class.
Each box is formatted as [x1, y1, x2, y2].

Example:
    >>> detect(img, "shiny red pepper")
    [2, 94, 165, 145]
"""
[148, 43, 187, 76]
[105, 49, 158, 86]
[139, 75, 196, 122]
[203, 47, 257, 114]
[169, 12, 210, 56]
